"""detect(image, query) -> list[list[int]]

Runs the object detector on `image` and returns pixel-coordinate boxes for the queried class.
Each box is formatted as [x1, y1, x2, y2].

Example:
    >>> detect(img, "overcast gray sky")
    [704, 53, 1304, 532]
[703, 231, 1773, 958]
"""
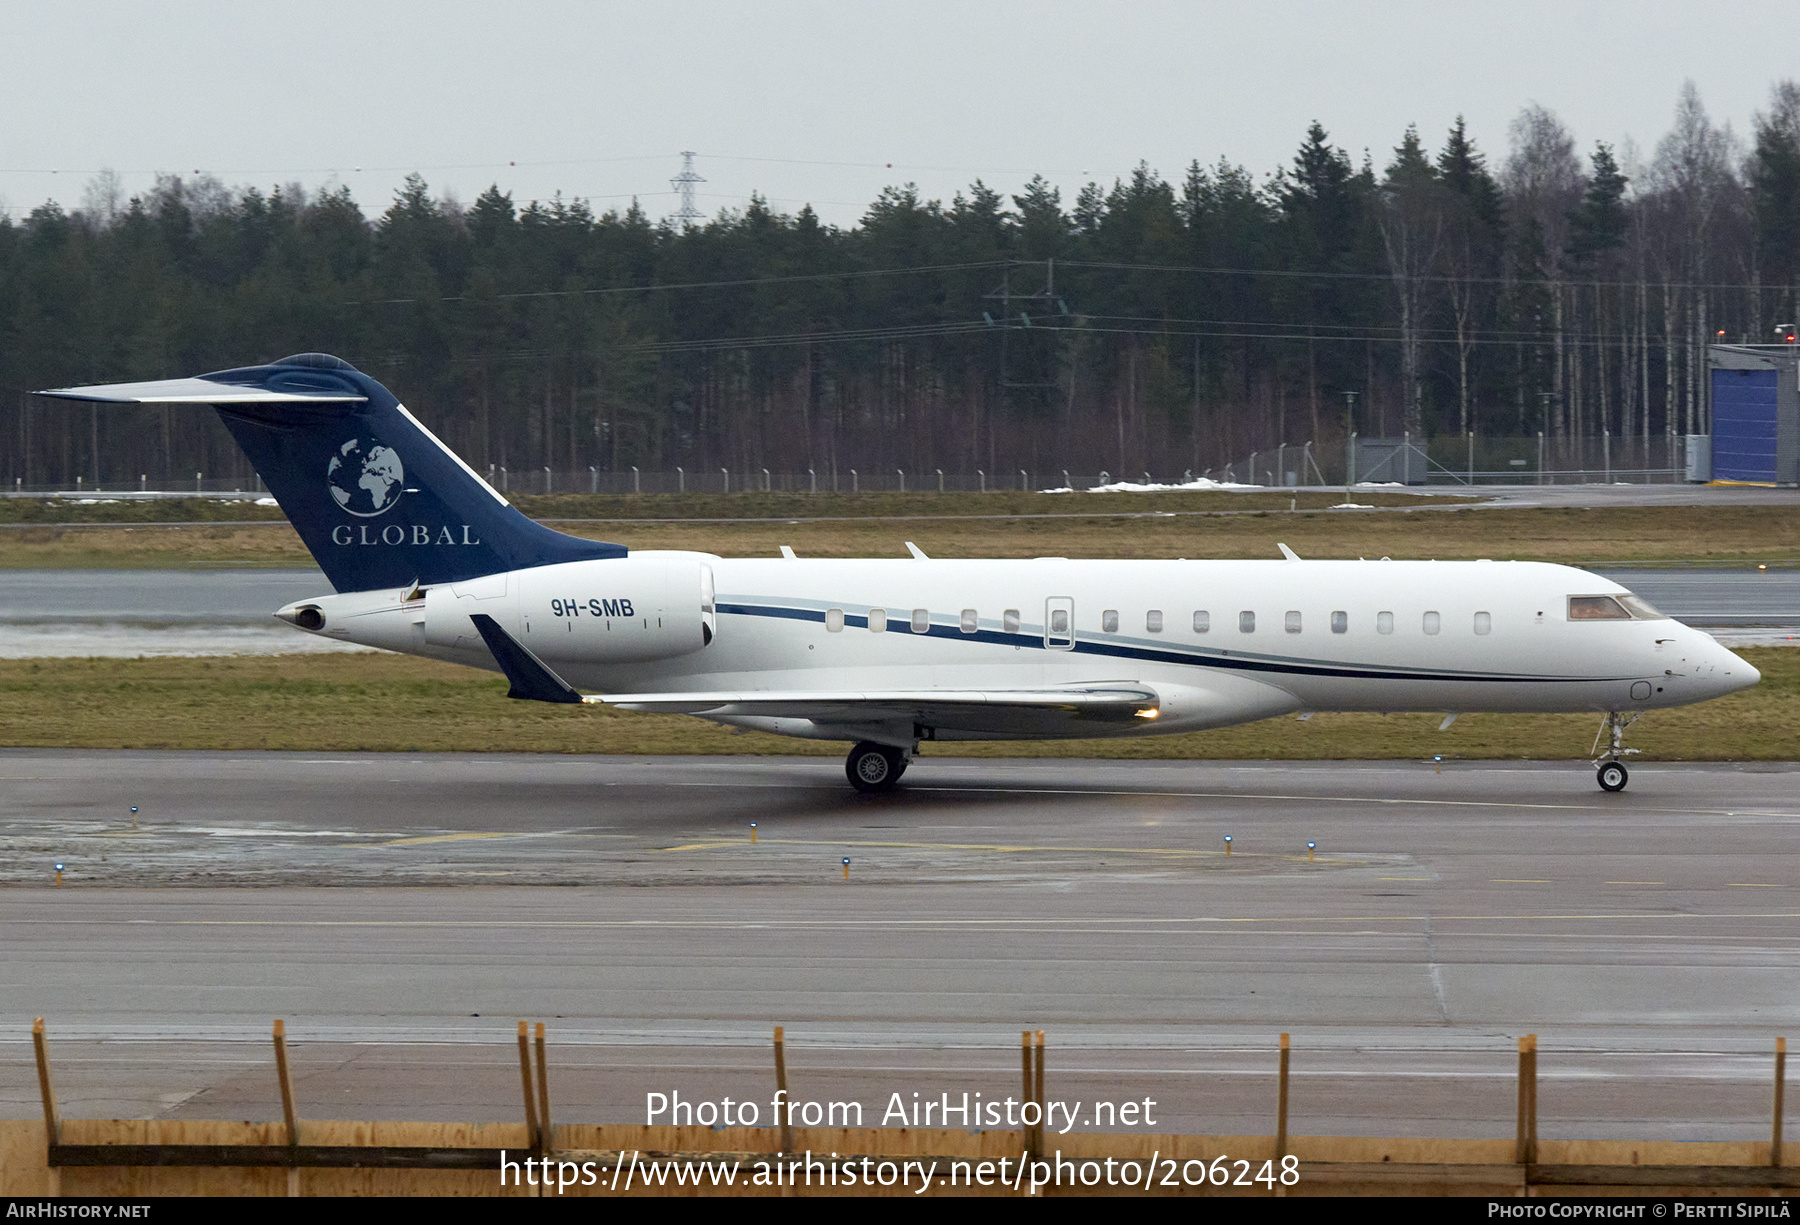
[2, 1, 1793, 227]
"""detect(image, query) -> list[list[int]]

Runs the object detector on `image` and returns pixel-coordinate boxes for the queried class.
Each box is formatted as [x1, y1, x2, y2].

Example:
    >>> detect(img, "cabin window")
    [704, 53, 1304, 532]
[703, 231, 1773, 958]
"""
[1049, 608, 1069, 635]
[1192, 610, 1210, 633]
[1423, 611, 1441, 635]
[825, 608, 845, 633]
[1330, 611, 1347, 634]
[1377, 611, 1394, 635]
[911, 608, 930, 634]
[1568, 595, 1631, 621]
[960, 608, 979, 633]
[868, 607, 887, 633]
[1239, 610, 1255, 633]
[1102, 609, 1119, 633]
[1146, 610, 1163, 633]
[1474, 611, 1492, 635]
[1285, 611, 1302, 634]
[1003, 608, 1021, 633]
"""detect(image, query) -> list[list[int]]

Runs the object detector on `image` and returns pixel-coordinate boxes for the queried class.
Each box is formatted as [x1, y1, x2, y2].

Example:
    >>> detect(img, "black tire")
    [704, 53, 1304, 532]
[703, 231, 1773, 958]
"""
[1597, 761, 1628, 792]
[846, 742, 904, 793]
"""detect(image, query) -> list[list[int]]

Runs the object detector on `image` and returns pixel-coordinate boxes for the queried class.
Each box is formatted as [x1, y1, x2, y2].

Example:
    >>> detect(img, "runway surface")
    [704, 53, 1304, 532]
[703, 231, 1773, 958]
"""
[3, 752, 1798, 1140]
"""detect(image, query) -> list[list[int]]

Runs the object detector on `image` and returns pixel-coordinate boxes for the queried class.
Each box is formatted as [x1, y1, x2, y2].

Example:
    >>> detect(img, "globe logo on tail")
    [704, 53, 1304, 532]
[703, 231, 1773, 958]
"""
[326, 437, 405, 516]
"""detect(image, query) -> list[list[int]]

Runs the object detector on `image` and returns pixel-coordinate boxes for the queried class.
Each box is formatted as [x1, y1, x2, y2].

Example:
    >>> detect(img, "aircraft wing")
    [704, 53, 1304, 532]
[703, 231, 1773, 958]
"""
[590, 685, 1160, 729]
[595, 687, 1155, 713]
[467, 612, 1158, 730]
[36, 377, 366, 404]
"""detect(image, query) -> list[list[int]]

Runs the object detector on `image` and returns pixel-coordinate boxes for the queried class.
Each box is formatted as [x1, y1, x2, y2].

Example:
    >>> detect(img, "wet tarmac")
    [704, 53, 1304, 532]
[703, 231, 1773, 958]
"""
[3, 752, 1796, 1139]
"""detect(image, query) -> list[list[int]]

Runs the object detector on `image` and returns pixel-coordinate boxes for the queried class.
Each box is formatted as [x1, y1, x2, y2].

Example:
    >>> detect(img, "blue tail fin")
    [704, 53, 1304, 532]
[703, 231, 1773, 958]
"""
[40, 353, 626, 592]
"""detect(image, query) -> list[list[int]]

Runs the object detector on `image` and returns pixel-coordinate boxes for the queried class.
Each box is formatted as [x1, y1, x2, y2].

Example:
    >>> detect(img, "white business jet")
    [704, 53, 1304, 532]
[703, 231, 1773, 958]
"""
[41, 354, 1759, 793]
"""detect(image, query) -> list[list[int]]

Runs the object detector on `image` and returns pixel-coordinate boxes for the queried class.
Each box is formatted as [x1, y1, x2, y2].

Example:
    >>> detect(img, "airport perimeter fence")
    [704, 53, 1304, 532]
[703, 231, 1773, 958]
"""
[0, 435, 1698, 499]
[12, 1018, 1796, 1197]
[1212, 434, 1689, 490]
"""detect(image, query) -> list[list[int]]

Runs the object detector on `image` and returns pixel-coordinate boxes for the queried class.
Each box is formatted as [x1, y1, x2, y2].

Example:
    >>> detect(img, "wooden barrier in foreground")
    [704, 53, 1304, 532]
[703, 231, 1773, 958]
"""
[6, 1017, 1794, 1197]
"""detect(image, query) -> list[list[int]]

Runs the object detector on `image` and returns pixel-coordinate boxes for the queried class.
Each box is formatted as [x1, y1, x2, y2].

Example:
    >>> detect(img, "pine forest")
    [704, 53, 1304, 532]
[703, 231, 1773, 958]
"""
[4, 82, 1800, 490]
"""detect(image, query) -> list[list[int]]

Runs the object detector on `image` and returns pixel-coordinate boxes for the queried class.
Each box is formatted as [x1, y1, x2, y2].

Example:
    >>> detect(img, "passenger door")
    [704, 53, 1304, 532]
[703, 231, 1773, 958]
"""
[1044, 596, 1075, 650]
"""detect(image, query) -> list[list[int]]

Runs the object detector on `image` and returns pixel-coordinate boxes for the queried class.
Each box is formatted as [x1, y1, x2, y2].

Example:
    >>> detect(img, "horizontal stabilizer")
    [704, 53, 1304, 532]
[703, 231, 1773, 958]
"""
[36, 377, 366, 404]
[468, 614, 583, 704]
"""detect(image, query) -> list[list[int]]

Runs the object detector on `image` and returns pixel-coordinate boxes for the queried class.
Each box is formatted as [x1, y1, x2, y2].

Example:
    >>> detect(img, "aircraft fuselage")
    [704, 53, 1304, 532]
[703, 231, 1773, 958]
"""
[280, 553, 1756, 741]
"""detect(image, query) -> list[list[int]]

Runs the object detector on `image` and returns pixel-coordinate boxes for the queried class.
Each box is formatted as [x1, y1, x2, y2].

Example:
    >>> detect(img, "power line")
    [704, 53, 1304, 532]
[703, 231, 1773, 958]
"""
[1055, 257, 1784, 295]
[348, 260, 1008, 306]
[436, 308, 1736, 362]
[342, 252, 1794, 308]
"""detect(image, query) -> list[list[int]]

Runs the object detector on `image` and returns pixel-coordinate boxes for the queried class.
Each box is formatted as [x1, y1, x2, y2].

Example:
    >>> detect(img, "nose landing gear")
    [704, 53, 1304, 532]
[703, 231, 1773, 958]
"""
[1592, 711, 1642, 792]
[846, 741, 909, 793]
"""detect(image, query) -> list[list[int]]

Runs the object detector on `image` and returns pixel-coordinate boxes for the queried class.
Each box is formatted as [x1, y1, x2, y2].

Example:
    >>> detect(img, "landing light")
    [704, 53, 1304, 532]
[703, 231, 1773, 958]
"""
[1135, 708, 1159, 720]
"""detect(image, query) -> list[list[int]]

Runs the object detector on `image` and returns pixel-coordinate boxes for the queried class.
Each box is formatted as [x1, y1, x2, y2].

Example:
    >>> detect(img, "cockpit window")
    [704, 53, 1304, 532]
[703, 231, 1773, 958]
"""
[1567, 595, 1631, 621]
[1617, 593, 1669, 620]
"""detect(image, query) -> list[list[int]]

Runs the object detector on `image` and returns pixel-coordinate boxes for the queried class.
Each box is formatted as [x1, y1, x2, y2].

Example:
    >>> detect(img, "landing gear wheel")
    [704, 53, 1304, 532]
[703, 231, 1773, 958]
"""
[846, 741, 905, 793]
[1591, 712, 1642, 793]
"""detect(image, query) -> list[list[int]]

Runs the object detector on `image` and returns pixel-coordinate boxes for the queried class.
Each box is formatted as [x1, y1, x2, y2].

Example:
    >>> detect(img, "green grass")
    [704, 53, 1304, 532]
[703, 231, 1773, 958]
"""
[1, 650, 1792, 759]
[2, 498, 1795, 570]
[0, 488, 1440, 525]
[0, 496, 289, 524]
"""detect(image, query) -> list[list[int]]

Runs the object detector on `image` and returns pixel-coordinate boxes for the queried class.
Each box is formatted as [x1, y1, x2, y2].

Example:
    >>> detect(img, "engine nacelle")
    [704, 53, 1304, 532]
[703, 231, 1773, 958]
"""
[425, 552, 716, 664]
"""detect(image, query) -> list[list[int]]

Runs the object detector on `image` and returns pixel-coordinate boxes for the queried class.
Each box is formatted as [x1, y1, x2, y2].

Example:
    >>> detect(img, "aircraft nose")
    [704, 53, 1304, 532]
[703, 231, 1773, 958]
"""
[1707, 638, 1759, 693]
[1724, 649, 1760, 692]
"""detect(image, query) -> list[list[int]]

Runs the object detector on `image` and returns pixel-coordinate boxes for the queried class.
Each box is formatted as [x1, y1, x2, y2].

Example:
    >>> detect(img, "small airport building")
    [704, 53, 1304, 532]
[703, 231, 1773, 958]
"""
[1705, 343, 1800, 486]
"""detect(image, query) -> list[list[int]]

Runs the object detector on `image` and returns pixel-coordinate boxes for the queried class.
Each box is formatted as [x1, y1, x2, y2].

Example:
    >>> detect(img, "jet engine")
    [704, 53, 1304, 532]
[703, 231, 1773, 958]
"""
[425, 551, 716, 664]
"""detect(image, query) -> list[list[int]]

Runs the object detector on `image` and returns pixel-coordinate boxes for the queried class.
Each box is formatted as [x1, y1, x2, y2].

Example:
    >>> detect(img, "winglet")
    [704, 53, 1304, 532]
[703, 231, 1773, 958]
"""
[468, 614, 583, 704]
[1277, 543, 1301, 562]
[905, 542, 929, 560]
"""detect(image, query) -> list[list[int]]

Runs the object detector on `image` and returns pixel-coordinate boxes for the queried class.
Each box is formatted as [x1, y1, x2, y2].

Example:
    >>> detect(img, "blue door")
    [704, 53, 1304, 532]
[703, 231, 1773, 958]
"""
[1711, 368, 1779, 483]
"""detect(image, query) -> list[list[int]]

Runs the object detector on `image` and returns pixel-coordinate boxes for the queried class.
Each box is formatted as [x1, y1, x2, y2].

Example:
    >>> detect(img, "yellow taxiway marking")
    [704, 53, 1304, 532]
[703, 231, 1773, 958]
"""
[344, 831, 642, 848]
[371, 832, 518, 847]
[656, 836, 1353, 865]
[1728, 883, 1786, 888]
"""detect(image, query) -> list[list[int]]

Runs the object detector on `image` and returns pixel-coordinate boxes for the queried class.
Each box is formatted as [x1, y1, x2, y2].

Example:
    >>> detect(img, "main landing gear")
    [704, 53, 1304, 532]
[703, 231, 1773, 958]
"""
[1592, 711, 1642, 793]
[846, 741, 909, 793]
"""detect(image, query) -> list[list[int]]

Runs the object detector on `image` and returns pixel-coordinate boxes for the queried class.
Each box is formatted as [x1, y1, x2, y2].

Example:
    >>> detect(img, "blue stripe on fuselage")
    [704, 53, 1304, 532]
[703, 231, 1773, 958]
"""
[713, 599, 1634, 685]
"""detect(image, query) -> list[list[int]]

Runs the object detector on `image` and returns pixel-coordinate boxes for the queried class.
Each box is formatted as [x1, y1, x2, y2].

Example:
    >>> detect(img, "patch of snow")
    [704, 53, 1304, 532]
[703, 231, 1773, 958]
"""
[1043, 477, 1263, 494]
